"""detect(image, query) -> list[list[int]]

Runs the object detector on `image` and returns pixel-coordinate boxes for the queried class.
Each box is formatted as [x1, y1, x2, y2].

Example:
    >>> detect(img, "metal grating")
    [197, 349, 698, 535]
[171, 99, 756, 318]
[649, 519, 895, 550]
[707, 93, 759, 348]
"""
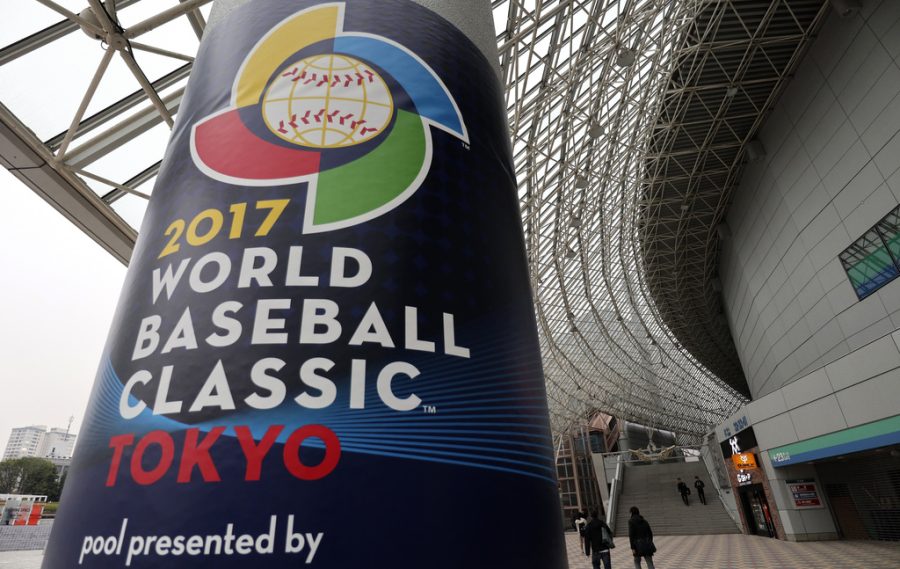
[638, 0, 829, 396]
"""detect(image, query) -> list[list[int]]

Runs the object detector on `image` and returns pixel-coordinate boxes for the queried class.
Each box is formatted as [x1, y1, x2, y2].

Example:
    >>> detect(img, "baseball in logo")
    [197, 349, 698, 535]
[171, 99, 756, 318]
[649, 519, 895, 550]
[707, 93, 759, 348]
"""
[190, 2, 469, 233]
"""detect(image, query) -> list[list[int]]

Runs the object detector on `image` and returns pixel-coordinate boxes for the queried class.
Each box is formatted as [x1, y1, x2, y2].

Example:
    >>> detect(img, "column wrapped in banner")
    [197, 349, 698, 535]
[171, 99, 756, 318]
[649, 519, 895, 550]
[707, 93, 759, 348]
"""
[43, 1, 567, 567]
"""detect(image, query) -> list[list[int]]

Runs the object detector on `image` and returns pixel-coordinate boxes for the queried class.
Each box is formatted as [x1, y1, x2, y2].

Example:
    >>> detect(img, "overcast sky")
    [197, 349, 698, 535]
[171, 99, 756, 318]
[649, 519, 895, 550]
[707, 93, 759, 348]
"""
[0, 167, 126, 451]
[0, 1, 201, 454]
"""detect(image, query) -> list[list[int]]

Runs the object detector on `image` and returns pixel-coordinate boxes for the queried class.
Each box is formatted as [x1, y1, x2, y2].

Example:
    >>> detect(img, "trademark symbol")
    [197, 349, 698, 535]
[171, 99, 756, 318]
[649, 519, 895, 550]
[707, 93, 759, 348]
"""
[462, 142, 470, 150]
[422, 405, 437, 414]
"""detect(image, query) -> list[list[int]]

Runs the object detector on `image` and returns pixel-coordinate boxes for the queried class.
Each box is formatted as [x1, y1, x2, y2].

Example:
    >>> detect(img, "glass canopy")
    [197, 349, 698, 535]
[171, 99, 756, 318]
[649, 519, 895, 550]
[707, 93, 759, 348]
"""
[3, 0, 829, 441]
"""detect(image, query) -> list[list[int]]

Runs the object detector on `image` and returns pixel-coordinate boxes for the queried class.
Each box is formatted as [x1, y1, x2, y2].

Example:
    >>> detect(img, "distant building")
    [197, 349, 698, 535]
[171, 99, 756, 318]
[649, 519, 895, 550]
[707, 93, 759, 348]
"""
[2, 425, 77, 461]
[40, 428, 75, 459]
[46, 457, 72, 480]
[2, 426, 46, 461]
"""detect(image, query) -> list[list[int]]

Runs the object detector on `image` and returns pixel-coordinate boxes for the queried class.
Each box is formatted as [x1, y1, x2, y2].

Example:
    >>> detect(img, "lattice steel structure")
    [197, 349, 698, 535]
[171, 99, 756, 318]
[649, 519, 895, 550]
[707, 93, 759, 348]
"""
[0, 0, 834, 442]
[639, 0, 828, 396]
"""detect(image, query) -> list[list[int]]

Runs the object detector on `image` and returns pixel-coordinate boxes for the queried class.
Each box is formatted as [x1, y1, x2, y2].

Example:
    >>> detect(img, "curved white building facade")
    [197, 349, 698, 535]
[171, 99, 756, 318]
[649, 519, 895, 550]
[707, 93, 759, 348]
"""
[715, 2, 900, 541]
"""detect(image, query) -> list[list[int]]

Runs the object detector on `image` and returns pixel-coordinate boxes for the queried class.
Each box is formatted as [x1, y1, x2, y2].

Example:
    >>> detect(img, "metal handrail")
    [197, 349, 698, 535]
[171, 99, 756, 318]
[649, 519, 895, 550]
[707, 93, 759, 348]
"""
[605, 454, 624, 528]
[599, 444, 703, 463]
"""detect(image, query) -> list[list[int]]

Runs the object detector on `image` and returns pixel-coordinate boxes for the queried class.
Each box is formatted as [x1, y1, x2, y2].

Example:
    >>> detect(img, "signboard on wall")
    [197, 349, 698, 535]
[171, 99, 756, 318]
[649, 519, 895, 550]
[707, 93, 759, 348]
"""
[722, 414, 750, 439]
[786, 479, 823, 508]
[41, 1, 567, 568]
[769, 414, 900, 467]
[732, 452, 757, 469]
[720, 426, 758, 459]
[736, 470, 753, 486]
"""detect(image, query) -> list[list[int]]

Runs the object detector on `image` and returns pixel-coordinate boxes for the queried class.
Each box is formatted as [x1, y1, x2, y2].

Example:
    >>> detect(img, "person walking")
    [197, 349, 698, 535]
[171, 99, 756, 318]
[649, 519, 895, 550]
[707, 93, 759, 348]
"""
[676, 477, 690, 506]
[583, 510, 615, 569]
[694, 476, 707, 505]
[628, 507, 656, 569]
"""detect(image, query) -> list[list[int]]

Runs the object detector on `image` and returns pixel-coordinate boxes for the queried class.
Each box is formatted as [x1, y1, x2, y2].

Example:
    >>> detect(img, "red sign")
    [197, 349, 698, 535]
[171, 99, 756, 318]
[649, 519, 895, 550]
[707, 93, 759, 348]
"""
[787, 479, 822, 508]
[28, 504, 44, 525]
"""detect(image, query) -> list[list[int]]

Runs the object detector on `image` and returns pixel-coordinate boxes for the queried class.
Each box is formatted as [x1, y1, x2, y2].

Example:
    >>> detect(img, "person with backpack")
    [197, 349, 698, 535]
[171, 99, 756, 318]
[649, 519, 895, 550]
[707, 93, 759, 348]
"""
[583, 510, 614, 569]
[628, 506, 656, 569]
[676, 477, 690, 506]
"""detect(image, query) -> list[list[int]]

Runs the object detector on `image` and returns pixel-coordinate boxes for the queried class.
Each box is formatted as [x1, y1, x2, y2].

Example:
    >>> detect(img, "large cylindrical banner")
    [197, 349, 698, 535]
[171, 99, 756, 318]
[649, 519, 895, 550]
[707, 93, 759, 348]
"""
[44, 1, 567, 567]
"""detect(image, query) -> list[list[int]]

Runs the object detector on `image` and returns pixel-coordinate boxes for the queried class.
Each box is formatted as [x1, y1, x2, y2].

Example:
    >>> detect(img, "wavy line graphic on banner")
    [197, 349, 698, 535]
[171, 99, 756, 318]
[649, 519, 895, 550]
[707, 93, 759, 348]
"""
[85, 359, 556, 484]
[190, 2, 468, 234]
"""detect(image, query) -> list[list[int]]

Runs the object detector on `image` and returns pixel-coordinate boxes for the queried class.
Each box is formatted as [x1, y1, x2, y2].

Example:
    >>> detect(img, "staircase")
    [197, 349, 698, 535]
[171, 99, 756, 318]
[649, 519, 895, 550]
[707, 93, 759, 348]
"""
[613, 461, 741, 536]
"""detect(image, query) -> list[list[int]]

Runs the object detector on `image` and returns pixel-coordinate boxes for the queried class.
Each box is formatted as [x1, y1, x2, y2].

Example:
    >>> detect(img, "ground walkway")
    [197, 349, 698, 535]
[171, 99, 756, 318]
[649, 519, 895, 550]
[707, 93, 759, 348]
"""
[565, 532, 900, 568]
[0, 549, 40, 568]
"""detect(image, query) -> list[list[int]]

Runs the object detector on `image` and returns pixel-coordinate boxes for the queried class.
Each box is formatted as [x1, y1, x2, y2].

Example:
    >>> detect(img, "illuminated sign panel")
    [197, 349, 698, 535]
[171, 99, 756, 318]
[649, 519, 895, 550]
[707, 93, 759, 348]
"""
[736, 471, 753, 486]
[720, 426, 757, 458]
[732, 453, 757, 469]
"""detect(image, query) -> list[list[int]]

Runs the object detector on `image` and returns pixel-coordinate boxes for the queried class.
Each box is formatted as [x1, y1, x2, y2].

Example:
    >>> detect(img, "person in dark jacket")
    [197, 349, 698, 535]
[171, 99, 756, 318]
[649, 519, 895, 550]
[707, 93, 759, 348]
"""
[628, 506, 656, 569]
[676, 477, 690, 505]
[694, 476, 707, 504]
[583, 510, 614, 569]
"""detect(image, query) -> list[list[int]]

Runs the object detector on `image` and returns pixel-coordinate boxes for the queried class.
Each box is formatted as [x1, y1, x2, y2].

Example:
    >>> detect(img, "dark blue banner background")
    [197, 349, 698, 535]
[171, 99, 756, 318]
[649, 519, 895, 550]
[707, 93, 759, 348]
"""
[43, 1, 567, 567]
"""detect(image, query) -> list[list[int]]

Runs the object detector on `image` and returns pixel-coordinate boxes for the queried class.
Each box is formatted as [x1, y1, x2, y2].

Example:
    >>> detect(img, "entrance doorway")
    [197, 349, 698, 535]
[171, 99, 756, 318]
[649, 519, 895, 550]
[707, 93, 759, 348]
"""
[739, 484, 776, 537]
[815, 445, 900, 541]
[824, 483, 869, 539]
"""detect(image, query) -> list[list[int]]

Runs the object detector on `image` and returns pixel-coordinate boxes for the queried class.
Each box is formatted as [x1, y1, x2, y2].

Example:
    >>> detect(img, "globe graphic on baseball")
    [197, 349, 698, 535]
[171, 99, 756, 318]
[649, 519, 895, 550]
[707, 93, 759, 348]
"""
[262, 54, 394, 148]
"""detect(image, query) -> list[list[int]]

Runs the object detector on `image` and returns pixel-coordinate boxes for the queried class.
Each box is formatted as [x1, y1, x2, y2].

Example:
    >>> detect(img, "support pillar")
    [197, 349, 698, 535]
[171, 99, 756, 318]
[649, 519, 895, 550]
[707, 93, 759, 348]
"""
[42, 1, 566, 568]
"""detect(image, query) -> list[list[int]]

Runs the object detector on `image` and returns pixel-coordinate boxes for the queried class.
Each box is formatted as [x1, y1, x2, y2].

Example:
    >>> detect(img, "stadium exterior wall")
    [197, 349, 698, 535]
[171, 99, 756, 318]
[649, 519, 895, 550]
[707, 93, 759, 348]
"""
[711, 2, 900, 542]
[720, 2, 900, 400]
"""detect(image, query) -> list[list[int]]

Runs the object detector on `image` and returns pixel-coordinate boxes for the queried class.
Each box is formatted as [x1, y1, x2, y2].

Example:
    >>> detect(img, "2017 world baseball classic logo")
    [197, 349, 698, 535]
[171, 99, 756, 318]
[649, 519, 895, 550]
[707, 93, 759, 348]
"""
[190, 2, 468, 234]
[42, 1, 567, 568]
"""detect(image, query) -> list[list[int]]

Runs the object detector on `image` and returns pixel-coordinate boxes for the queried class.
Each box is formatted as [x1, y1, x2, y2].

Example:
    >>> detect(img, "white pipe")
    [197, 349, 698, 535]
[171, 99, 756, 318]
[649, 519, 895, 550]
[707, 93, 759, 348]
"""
[125, 0, 212, 38]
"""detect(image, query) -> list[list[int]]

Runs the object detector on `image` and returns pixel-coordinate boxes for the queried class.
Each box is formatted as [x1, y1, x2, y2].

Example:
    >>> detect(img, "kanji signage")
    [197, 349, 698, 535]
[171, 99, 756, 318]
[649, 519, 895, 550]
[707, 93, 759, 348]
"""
[786, 479, 823, 508]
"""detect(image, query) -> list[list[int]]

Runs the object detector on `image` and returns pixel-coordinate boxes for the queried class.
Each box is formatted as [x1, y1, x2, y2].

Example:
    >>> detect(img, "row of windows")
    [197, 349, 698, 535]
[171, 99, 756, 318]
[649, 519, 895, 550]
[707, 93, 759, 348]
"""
[840, 205, 900, 300]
